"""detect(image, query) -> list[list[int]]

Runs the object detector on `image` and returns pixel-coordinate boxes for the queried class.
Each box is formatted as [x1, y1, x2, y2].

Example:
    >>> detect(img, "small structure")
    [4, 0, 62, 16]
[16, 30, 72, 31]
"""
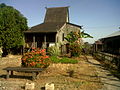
[24, 7, 81, 54]
[25, 82, 35, 90]
[45, 83, 54, 90]
[100, 31, 120, 55]
[93, 40, 103, 52]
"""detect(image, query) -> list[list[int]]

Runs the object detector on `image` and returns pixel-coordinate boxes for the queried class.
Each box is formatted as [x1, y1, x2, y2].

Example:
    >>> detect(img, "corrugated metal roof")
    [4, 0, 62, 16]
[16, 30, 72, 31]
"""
[104, 31, 120, 38]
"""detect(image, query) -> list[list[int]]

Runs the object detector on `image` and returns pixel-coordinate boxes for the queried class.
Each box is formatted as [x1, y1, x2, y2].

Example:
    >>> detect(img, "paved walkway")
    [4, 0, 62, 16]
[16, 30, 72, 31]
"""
[86, 56, 120, 90]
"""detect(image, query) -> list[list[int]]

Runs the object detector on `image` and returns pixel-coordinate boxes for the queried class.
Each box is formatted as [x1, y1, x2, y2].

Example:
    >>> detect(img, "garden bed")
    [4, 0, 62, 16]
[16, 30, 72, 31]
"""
[0, 55, 103, 90]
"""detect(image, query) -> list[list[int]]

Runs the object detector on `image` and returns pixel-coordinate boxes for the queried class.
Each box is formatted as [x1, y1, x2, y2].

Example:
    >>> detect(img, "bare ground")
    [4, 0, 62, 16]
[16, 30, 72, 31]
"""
[0, 55, 103, 90]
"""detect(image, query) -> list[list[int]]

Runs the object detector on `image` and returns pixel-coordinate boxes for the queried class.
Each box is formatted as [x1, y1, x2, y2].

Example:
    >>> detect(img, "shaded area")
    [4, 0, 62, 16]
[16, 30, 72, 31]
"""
[85, 56, 120, 90]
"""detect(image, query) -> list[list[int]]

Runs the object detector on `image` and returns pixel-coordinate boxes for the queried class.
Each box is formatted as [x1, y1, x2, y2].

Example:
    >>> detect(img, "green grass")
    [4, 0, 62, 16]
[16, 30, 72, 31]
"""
[50, 56, 78, 64]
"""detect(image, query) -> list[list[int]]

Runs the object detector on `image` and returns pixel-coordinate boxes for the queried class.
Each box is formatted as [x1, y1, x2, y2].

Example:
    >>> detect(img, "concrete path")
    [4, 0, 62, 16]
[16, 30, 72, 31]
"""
[86, 56, 120, 90]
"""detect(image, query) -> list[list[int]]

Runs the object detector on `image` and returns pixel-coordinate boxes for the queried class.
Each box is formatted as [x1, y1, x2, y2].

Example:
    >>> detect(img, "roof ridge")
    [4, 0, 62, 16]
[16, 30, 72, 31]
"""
[45, 6, 70, 9]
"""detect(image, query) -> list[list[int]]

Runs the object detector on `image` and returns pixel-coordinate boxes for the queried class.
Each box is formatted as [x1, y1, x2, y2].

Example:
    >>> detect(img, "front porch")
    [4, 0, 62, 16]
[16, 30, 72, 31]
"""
[24, 33, 56, 51]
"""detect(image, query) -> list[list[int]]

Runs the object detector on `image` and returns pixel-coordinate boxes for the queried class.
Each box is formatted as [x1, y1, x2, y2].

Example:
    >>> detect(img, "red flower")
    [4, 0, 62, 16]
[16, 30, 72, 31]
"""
[21, 48, 50, 68]
[32, 47, 36, 50]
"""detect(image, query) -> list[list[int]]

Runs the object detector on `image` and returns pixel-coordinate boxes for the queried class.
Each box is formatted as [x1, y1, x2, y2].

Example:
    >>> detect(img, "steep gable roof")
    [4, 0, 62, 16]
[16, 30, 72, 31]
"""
[24, 6, 82, 33]
[44, 7, 69, 23]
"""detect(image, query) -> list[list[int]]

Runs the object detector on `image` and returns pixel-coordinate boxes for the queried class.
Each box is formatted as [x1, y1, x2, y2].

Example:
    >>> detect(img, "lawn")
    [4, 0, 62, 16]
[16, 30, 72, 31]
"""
[50, 56, 78, 64]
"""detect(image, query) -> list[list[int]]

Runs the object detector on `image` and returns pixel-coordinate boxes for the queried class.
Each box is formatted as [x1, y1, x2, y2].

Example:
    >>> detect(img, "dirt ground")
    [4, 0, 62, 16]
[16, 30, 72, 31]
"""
[0, 55, 103, 90]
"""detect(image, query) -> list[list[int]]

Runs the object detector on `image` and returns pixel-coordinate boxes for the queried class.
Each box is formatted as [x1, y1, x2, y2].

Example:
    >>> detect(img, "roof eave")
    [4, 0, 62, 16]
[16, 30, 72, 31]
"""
[67, 22, 82, 29]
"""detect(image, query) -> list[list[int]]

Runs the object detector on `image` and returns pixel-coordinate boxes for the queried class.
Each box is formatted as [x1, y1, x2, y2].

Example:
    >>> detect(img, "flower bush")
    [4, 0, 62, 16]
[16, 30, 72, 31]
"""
[21, 48, 50, 68]
[65, 31, 93, 57]
[69, 43, 82, 57]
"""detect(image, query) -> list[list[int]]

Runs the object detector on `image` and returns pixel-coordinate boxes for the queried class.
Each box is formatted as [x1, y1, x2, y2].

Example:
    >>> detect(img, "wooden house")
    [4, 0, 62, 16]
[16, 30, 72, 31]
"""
[93, 40, 103, 52]
[24, 7, 81, 53]
[100, 31, 120, 55]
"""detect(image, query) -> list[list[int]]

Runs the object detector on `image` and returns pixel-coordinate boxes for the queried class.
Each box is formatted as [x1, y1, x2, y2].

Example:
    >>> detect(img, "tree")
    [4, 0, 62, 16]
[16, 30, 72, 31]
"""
[0, 3, 28, 54]
[65, 30, 93, 56]
[65, 31, 93, 44]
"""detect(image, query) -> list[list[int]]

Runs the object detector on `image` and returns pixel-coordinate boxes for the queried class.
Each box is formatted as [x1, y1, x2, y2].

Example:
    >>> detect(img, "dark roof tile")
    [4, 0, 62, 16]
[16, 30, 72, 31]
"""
[44, 7, 69, 23]
[24, 22, 65, 33]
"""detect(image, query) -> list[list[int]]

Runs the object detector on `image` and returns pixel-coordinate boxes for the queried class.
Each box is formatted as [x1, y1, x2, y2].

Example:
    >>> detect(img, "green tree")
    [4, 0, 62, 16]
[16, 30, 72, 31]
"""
[65, 31, 93, 56]
[65, 31, 93, 44]
[0, 3, 28, 54]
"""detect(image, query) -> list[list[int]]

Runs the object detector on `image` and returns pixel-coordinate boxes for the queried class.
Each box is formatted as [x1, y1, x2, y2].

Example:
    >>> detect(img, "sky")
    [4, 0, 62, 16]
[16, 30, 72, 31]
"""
[0, 0, 120, 43]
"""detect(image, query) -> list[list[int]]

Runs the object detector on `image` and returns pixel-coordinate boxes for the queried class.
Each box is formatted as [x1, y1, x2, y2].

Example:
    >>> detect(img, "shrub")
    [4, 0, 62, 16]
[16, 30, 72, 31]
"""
[60, 57, 78, 64]
[47, 45, 60, 56]
[65, 31, 93, 57]
[69, 43, 82, 57]
[21, 48, 50, 68]
[50, 56, 78, 64]
[50, 56, 60, 63]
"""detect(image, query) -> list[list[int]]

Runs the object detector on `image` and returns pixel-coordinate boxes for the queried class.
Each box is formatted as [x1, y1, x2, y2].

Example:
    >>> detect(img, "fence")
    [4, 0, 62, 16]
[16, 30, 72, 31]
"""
[93, 52, 120, 70]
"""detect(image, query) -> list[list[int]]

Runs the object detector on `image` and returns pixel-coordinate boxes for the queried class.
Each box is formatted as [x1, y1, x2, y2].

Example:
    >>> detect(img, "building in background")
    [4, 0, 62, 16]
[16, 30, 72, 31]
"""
[24, 7, 81, 53]
[99, 31, 120, 55]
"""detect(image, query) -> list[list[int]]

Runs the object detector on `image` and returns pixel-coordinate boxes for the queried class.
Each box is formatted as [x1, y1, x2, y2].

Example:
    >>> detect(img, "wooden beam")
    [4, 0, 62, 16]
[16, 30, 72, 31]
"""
[44, 34, 47, 48]
[33, 35, 35, 48]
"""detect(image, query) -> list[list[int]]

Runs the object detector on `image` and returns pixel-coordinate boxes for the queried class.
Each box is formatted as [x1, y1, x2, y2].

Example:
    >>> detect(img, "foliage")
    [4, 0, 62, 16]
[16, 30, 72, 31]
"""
[21, 48, 50, 68]
[69, 43, 82, 57]
[0, 3, 28, 54]
[80, 31, 93, 38]
[65, 31, 93, 44]
[60, 57, 78, 64]
[0, 47, 3, 57]
[50, 56, 78, 64]
[47, 45, 60, 56]
[50, 56, 60, 63]
[83, 42, 92, 55]
[65, 31, 93, 57]
[64, 32, 79, 43]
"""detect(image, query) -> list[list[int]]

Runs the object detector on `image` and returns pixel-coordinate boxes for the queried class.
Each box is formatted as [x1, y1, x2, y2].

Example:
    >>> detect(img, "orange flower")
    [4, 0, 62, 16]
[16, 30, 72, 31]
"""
[32, 47, 35, 50]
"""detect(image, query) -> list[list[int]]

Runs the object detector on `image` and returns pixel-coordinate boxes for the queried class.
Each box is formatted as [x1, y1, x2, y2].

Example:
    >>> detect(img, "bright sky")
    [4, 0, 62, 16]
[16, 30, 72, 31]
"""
[0, 0, 120, 43]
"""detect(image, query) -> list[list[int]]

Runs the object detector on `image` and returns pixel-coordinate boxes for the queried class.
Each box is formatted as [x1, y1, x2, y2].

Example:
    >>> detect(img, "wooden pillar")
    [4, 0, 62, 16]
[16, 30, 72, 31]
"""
[55, 34, 58, 43]
[32, 72, 36, 80]
[22, 36, 25, 54]
[102, 44, 104, 51]
[95, 44, 97, 52]
[33, 35, 35, 48]
[6, 70, 10, 79]
[44, 34, 47, 48]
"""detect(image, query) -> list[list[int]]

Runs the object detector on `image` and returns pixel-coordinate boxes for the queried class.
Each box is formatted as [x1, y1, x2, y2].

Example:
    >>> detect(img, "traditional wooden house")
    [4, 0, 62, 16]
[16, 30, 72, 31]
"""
[100, 31, 120, 55]
[93, 40, 103, 52]
[24, 7, 81, 53]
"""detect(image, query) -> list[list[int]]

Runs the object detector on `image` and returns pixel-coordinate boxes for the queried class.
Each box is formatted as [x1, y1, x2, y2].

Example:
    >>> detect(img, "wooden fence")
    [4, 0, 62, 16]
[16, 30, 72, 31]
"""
[93, 52, 120, 70]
